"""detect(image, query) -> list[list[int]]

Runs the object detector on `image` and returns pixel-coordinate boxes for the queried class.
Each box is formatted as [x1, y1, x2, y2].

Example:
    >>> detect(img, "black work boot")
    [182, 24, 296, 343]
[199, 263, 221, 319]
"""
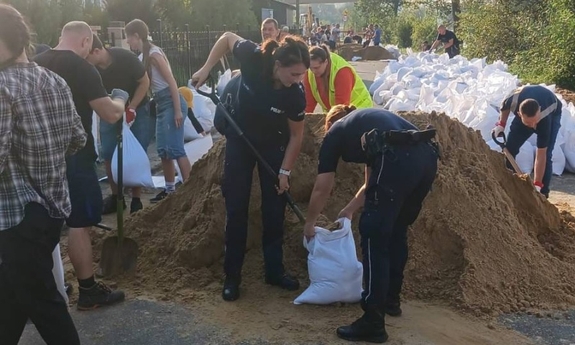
[222, 275, 241, 302]
[336, 310, 388, 343]
[130, 198, 143, 214]
[77, 282, 125, 311]
[265, 272, 300, 291]
[385, 300, 402, 317]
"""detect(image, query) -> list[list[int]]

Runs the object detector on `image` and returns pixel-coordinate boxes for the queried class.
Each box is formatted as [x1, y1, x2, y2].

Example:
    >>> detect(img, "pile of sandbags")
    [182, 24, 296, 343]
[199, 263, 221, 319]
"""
[370, 51, 575, 175]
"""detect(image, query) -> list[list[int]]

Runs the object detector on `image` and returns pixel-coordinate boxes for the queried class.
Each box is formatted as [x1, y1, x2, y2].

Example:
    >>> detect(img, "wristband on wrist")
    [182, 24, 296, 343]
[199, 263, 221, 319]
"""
[496, 120, 506, 127]
[534, 181, 544, 188]
[279, 168, 290, 176]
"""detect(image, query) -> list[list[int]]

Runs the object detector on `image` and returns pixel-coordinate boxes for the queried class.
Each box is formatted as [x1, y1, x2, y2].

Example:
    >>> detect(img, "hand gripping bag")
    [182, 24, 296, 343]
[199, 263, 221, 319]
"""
[294, 218, 363, 305]
[111, 120, 154, 188]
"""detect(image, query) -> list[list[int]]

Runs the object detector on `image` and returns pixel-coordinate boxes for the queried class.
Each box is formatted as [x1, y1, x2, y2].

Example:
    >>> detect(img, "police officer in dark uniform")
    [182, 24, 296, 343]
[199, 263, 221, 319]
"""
[191, 32, 310, 302]
[304, 106, 439, 343]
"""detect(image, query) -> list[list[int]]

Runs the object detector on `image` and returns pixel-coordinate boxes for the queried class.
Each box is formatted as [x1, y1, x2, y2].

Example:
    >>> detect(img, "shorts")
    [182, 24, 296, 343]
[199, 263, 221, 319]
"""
[153, 87, 187, 160]
[99, 101, 153, 161]
[65, 155, 103, 228]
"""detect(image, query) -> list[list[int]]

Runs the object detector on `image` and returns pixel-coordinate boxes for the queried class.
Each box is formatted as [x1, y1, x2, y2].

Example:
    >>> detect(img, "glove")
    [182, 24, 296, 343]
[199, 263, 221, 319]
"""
[492, 121, 506, 138]
[534, 181, 543, 193]
[111, 88, 129, 104]
[126, 107, 136, 126]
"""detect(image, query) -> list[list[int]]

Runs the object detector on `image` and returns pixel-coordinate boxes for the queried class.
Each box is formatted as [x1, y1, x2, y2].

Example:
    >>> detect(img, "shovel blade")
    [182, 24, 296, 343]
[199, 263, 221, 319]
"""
[99, 236, 139, 277]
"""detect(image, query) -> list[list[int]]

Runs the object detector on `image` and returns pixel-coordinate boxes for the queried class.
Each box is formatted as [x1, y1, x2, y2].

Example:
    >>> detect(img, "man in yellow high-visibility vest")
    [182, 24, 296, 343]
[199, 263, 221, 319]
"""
[303, 45, 372, 113]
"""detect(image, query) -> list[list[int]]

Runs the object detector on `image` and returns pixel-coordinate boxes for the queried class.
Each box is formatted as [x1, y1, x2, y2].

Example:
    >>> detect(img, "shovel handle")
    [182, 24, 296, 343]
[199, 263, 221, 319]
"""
[491, 131, 506, 149]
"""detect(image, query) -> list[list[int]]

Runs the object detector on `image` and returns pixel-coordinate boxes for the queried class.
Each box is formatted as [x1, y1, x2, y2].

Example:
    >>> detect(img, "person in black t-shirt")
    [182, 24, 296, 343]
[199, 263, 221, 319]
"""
[304, 106, 439, 343]
[192, 32, 310, 302]
[87, 34, 152, 214]
[34, 21, 127, 311]
[429, 25, 460, 58]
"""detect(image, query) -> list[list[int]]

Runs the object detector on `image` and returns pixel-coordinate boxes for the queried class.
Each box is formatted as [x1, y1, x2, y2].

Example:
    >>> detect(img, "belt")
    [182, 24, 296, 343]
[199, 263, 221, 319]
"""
[364, 126, 440, 162]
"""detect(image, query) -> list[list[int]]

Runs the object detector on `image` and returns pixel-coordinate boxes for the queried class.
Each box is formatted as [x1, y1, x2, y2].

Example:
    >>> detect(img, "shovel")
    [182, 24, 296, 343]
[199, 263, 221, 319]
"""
[99, 120, 139, 277]
[492, 131, 523, 174]
[195, 76, 306, 223]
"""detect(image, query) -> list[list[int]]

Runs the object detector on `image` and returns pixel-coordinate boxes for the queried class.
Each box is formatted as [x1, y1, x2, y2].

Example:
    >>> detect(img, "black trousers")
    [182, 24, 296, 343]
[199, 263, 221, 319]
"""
[359, 143, 438, 312]
[222, 136, 287, 278]
[0, 203, 80, 345]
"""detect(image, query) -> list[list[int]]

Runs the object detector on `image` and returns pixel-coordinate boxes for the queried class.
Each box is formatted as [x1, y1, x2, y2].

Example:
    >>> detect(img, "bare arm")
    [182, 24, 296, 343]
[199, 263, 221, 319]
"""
[444, 38, 454, 49]
[128, 72, 150, 110]
[281, 119, 305, 171]
[89, 97, 124, 124]
[534, 147, 547, 184]
[498, 109, 511, 125]
[205, 32, 241, 70]
[151, 53, 183, 126]
[305, 172, 336, 227]
[429, 40, 440, 51]
[340, 166, 371, 217]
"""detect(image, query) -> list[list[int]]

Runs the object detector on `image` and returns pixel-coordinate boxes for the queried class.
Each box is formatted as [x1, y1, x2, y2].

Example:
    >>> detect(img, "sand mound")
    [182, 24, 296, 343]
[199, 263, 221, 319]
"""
[123, 112, 575, 315]
[337, 44, 395, 61]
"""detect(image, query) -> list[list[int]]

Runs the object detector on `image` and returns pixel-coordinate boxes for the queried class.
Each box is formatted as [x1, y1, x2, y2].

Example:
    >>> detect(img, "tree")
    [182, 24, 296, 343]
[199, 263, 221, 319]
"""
[189, 0, 257, 31]
[355, 0, 402, 21]
[105, 0, 158, 25]
[6, 0, 63, 45]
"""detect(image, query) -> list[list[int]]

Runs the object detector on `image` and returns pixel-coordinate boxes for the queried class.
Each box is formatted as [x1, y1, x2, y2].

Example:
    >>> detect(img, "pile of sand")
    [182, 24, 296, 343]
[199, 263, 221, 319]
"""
[122, 112, 575, 315]
[337, 44, 395, 61]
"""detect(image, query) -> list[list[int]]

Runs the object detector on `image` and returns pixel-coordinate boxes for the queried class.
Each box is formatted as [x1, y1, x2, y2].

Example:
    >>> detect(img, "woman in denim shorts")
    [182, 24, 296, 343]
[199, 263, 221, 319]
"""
[125, 19, 192, 202]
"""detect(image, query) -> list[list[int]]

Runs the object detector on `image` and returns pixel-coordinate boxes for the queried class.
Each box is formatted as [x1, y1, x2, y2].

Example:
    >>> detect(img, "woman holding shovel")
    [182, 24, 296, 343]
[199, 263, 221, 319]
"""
[192, 33, 310, 301]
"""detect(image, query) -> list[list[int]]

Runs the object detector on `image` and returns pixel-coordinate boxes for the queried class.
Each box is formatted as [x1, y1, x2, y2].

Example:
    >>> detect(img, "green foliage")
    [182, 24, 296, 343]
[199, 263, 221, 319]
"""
[410, 11, 438, 49]
[189, 0, 257, 31]
[459, 0, 575, 89]
[355, 0, 401, 23]
[395, 17, 413, 48]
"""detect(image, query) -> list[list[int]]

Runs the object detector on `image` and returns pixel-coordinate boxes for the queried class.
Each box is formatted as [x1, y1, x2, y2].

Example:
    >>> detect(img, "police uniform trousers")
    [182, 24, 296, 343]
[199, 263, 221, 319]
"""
[359, 141, 438, 313]
[221, 136, 287, 279]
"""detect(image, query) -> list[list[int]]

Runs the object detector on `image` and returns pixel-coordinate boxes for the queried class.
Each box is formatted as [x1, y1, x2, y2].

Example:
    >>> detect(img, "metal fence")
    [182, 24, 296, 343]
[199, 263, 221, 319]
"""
[103, 22, 300, 86]
[149, 24, 262, 86]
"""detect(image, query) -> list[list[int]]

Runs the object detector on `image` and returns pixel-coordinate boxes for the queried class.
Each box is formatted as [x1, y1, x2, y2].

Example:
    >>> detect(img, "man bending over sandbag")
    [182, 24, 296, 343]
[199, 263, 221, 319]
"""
[304, 106, 439, 343]
[492, 85, 562, 198]
[87, 34, 153, 214]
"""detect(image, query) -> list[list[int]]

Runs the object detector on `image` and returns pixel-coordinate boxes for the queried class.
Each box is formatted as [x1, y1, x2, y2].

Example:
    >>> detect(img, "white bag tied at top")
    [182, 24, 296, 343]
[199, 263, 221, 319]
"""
[294, 218, 363, 305]
[111, 120, 154, 188]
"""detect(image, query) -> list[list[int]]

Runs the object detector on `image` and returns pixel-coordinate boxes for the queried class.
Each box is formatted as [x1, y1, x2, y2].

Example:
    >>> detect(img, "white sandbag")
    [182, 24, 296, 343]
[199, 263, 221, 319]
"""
[516, 142, 536, 175]
[183, 117, 204, 141]
[294, 218, 363, 305]
[216, 69, 232, 96]
[552, 145, 566, 176]
[111, 121, 154, 188]
[563, 126, 575, 170]
[92, 112, 100, 160]
[174, 134, 214, 184]
[52, 244, 68, 304]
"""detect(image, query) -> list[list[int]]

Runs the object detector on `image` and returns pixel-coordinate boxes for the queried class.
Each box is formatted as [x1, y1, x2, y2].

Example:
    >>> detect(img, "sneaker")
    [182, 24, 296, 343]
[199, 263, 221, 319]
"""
[130, 198, 143, 214]
[77, 282, 125, 311]
[265, 273, 300, 291]
[102, 195, 126, 215]
[150, 190, 170, 203]
[336, 310, 388, 343]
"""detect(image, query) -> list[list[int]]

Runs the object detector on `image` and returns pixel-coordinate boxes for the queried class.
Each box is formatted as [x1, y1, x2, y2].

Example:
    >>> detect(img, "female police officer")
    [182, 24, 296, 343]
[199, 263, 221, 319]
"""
[192, 33, 310, 301]
[304, 105, 439, 343]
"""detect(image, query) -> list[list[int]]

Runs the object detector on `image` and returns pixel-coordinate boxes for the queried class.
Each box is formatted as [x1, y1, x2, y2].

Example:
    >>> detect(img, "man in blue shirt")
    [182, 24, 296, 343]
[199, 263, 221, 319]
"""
[373, 25, 382, 46]
[492, 85, 562, 198]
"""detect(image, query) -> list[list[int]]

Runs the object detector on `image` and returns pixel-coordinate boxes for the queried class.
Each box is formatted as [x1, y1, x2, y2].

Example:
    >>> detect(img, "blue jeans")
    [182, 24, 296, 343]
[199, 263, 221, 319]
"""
[506, 109, 562, 198]
[359, 143, 438, 312]
[153, 87, 187, 159]
[99, 101, 153, 161]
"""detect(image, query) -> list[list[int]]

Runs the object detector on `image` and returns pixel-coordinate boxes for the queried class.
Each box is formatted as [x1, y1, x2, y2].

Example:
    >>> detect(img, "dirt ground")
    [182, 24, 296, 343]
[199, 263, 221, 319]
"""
[50, 69, 575, 345]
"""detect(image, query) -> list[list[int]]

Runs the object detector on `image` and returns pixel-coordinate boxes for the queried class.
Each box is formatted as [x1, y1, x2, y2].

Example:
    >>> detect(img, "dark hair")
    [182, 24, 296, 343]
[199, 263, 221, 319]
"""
[325, 104, 357, 131]
[125, 19, 153, 76]
[519, 99, 540, 118]
[90, 33, 104, 52]
[261, 35, 310, 82]
[309, 44, 330, 62]
[261, 18, 278, 29]
[0, 4, 31, 68]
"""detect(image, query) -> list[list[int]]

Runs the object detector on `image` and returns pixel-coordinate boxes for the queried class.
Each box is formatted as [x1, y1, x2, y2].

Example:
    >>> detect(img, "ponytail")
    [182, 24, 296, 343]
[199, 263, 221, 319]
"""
[325, 104, 357, 131]
[262, 39, 280, 81]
